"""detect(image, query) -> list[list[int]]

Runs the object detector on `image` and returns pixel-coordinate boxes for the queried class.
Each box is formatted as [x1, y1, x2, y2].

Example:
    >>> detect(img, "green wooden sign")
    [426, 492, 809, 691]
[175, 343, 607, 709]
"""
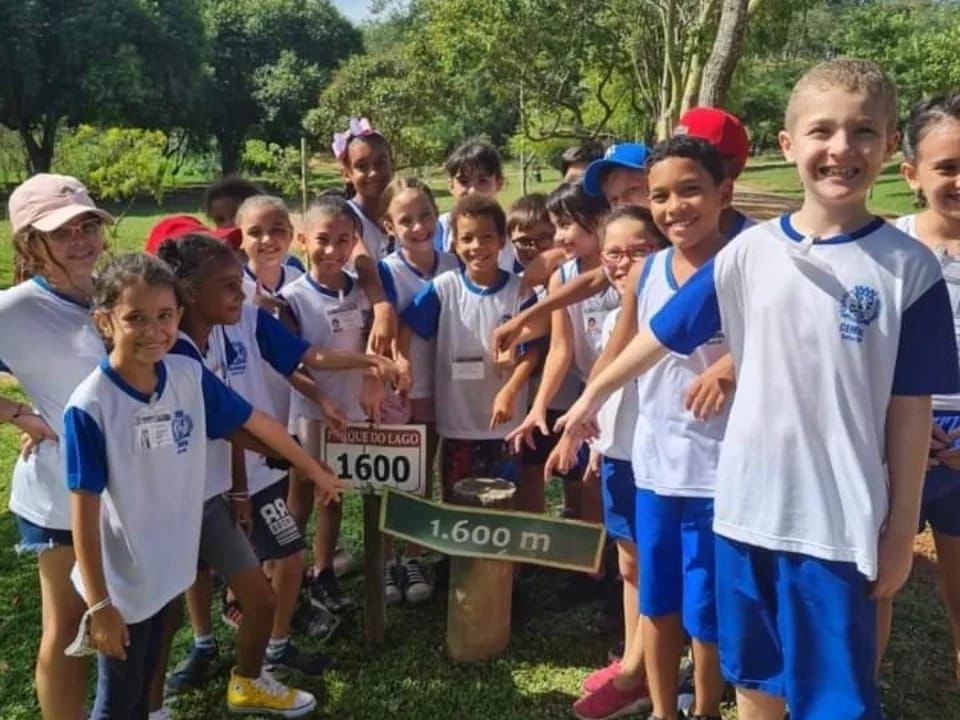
[378, 489, 606, 573]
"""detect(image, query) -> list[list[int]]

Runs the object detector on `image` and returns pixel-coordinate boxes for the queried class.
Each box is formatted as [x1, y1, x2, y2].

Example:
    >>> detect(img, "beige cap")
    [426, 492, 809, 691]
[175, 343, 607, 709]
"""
[9, 174, 114, 234]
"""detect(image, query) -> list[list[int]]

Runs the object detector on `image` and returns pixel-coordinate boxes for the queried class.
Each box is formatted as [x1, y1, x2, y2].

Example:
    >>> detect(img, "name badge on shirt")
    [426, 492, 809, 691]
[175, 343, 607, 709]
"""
[327, 303, 364, 332]
[134, 406, 174, 453]
[583, 310, 609, 349]
[452, 357, 485, 381]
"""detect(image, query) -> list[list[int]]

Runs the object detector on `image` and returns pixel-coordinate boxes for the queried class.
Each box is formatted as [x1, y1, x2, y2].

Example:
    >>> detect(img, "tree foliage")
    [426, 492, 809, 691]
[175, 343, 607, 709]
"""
[200, 0, 362, 174]
[0, 0, 205, 173]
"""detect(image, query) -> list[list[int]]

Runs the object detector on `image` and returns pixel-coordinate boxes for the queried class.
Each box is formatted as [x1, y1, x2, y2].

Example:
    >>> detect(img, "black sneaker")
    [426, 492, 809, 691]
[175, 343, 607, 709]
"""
[309, 569, 355, 613]
[264, 641, 334, 676]
[402, 559, 433, 604]
[165, 643, 220, 695]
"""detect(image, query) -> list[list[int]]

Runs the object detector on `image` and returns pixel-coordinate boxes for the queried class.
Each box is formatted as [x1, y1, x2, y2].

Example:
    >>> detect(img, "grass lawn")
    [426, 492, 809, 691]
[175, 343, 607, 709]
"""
[0, 162, 957, 718]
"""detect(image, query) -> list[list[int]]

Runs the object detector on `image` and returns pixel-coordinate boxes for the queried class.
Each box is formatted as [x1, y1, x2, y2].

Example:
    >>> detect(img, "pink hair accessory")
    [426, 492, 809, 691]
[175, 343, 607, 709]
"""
[331, 117, 378, 160]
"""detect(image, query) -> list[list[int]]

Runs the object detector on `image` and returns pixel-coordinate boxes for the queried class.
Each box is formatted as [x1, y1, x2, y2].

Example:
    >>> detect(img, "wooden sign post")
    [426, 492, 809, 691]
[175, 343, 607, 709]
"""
[379, 485, 607, 661]
[320, 423, 428, 647]
[446, 478, 516, 661]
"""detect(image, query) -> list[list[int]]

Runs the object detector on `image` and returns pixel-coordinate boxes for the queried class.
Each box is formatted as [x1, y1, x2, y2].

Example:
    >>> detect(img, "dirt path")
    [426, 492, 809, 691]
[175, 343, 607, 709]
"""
[733, 187, 800, 219]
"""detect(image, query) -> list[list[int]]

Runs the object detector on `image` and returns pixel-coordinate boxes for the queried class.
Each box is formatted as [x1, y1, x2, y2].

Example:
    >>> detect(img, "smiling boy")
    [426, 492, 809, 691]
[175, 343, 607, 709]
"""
[557, 59, 960, 720]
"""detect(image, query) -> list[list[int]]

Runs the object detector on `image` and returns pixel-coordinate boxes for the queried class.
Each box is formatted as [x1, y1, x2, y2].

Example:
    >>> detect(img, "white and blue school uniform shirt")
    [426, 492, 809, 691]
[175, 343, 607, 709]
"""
[433, 212, 523, 274]
[593, 308, 637, 462]
[241, 264, 304, 423]
[377, 248, 460, 399]
[896, 214, 960, 414]
[170, 330, 234, 501]
[220, 304, 309, 495]
[649, 215, 960, 579]
[897, 214, 960, 504]
[63, 356, 252, 623]
[0, 278, 104, 530]
[348, 199, 393, 261]
[558, 258, 622, 380]
[283, 272, 371, 423]
[632, 249, 729, 497]
[403, 269, 536, 439]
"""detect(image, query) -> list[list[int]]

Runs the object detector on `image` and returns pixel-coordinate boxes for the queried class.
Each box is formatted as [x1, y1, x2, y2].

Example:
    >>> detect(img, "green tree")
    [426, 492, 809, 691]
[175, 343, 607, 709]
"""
[200, 0, 362, 174]
[0, 0, 205, 173]
[54, 125, 171, 230]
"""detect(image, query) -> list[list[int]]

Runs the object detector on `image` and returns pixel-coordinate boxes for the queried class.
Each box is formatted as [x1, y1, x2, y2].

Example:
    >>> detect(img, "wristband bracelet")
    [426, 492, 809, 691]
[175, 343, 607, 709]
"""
[88, 596, 112, 614]
[10, 404, 36, 421]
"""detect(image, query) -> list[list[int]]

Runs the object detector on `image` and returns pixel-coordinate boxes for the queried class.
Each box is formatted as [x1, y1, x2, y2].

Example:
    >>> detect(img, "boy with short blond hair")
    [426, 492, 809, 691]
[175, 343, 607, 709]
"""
[557, 58, 960, 720]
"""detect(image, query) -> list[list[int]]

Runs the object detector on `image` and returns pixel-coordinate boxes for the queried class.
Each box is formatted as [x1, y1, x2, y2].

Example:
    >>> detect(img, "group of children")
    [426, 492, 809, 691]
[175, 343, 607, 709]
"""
[2, 57, 960, 720]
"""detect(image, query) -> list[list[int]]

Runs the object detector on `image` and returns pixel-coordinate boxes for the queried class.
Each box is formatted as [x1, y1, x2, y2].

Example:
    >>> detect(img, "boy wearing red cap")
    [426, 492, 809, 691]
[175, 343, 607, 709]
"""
[675, 107, 755, 240]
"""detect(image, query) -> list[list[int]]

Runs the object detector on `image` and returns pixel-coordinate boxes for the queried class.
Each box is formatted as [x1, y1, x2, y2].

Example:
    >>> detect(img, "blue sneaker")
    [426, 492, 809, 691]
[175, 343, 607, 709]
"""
[165, 642, 219, 695]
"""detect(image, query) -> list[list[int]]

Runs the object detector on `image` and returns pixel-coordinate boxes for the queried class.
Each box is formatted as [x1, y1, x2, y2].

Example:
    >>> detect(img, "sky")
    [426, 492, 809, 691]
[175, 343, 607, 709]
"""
[332, 0, 375, 24]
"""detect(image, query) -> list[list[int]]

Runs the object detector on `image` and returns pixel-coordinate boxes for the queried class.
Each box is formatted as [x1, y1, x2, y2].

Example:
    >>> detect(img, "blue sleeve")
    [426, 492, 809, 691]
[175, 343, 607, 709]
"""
[64, 407, 108, 493]
[377, 261, 399, 307]
[401, 282, 442, 339]
[169, 338, 203, 363]
[284, 254, 306, 272]
[0, 359, 9, 373]
[200, 367, 254, 439]
[255, 308, 309, 376]
[649, 259, 722, 355]
[893, 279, 960, 395]
[432, 222, 446, 253]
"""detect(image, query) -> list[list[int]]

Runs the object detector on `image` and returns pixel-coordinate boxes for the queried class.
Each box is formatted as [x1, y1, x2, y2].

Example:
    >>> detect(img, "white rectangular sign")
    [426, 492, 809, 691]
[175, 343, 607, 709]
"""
[321, 423, 427, 496]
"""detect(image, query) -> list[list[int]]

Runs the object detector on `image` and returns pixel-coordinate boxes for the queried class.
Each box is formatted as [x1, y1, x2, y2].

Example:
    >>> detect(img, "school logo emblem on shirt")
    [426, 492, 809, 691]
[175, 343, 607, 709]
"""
[171, 410, 194, 453]
[839, 285, 880, 343]
[227, 340, 247, 375]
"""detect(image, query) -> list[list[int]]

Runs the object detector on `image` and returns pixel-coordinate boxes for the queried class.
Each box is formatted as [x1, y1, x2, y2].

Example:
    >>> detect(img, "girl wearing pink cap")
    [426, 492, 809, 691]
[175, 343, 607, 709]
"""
[0, 174, 113, 719]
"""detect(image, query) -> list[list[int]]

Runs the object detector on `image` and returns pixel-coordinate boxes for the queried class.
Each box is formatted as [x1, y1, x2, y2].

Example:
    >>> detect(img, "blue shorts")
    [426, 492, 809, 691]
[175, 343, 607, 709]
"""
[716, 536, 881, 719]
[921, 412, 960, 535]
[634, 488, 716, 642]
[15, 514, 72, 555]
[601, 457, 636, 542]
[919, 486, 960, 536]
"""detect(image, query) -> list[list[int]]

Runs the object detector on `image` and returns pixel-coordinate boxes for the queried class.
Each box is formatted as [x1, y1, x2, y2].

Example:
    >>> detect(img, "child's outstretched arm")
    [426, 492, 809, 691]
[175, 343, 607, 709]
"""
[519, 247, 567, 290]
[491, 345, 542, 429]
[493, 267, 611, 357]
[556, 328, 668, 441]
[506, 272, 575, 452]
[874, 394, 933, 599]
[352, 250, 396, 357]
[287, 370, 348, 439]
[300, 346, 401, 386]
[242, 409, 347, 504]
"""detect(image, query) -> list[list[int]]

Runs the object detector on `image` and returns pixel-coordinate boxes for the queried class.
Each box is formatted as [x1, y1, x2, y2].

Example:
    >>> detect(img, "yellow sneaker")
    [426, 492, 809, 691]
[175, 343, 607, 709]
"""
[226, 668, 317, 717]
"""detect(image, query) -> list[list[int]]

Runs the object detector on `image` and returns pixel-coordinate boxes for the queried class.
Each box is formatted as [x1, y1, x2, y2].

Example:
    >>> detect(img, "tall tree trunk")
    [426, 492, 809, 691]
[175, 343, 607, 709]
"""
[218, 131, 244, 176]
[682, 50, 704, 114]
[19, 117, 57, 174]
[698, 0, 750, 107]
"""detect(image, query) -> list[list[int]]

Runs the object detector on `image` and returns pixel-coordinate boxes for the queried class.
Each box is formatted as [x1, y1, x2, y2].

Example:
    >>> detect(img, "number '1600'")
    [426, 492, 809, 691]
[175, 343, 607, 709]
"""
[335, 453, 411, 484]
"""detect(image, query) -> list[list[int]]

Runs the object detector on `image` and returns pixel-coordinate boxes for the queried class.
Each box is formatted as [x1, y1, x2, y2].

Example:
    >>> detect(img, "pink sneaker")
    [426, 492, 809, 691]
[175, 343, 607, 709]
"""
[572, 677, 651, 720]
[581, 659, 621, 694]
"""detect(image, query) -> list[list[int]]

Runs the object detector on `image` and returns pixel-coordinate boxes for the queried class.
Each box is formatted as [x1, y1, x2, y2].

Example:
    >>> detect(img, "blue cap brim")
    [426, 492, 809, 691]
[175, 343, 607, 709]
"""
[582, 159, 647, 197]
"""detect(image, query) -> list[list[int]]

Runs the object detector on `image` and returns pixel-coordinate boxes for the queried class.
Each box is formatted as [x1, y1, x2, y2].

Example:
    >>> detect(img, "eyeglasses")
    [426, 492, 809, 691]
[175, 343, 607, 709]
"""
[48, 219, 103, 244]
[512, 234, 554, 250]
[601, 247, 652, 263]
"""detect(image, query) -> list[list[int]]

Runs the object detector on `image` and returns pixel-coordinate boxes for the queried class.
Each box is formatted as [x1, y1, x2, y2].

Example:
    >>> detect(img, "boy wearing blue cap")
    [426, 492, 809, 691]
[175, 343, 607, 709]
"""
[583, 143, 651, 208]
